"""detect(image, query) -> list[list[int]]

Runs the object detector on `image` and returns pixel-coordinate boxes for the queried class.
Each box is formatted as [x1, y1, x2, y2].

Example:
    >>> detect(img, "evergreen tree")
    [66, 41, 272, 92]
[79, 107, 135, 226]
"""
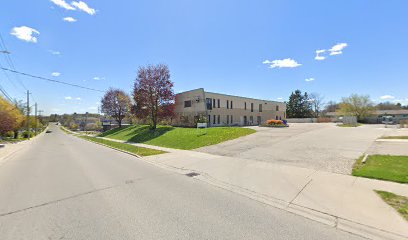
[286, 90, 313, 118]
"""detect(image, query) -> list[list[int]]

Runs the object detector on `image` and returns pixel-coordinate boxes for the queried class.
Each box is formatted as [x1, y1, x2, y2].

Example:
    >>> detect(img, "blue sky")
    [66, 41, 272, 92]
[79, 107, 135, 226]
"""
[1, 0, 408, 114]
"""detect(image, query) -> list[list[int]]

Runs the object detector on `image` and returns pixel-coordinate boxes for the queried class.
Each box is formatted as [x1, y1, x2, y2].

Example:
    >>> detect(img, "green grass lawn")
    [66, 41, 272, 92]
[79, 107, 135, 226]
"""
[80, 135, 165, 156]
[352, 155, 408, 183]
[381, 136, 408, 140]
[99, 125, 256, 150]
[375, 190, 408, 221]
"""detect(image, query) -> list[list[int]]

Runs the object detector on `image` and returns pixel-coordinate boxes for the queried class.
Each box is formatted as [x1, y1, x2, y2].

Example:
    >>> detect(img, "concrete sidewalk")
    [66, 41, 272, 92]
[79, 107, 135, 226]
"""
[95, 136, 408, 239]
[141, 150, 408, 240]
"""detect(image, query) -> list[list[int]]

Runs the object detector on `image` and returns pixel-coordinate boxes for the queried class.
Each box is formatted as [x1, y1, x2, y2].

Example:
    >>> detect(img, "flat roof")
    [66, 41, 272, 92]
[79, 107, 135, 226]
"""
[176, 88, 284, 104]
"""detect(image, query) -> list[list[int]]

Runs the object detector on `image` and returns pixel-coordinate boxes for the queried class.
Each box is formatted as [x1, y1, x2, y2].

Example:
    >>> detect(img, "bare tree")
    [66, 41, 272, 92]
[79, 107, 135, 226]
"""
[101, 88, 131, 127]
[339, 94, 375, 121]
[309, 93, 325, 118]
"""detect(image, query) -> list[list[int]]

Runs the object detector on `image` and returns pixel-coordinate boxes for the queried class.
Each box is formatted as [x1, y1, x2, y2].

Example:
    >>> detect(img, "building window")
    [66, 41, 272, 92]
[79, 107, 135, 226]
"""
[251, 103, 254, 112]
[184, 100, 192, 108]
[206, 98, 212, 110]
[231, 101, 233, 109]
[244, 102, 247, 110]
[227, 115, 229, 124]
[208, 115, 211, 125]
[213, 115, 216, 124]
[231, 115, 233, 124]
[276, 105, 279, 111]
[213, 99, 216, 108]
[250, 116, 253, 123]
[276, 115, 278, 120]
[227, 100, 229, 109]
[217, 115, 220, 124]
[217, 99, 220, 108]
[259, 104, 262, 112]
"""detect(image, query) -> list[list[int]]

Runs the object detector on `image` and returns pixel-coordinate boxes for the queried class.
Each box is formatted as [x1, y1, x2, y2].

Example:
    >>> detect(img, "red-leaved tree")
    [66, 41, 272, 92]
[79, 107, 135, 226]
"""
[101, 88, 131, 128]
[133, 64, 175, 129]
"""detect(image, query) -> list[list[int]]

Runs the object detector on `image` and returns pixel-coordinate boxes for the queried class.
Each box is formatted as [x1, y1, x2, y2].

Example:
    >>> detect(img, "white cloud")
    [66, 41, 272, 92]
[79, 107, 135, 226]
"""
[64, 96, 82, 101]
[93, 76, 105, 80]
[263, 58, 301, 68]
[380, 95, 395, 100]
[314, 43, 348, 60]
[49, 50, 61, 55]
[305, 78, 315, 82]
[328, 43, 348, 56]
[314, 49, 326, 61]
[88, 106, 97, 110]
[71, 1, 96, 15]
[50, 0, 75, 10]
[10, 26, 40, 43]
[51, 72, 61, 77]
[277, 97, 283, 100]
[314, 55, 326, 61]
[63, 17, 77, 22]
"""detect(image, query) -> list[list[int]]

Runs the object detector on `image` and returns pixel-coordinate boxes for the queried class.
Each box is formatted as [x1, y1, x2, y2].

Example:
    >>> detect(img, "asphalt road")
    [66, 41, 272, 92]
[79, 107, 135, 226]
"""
[0, 124, 364, 240]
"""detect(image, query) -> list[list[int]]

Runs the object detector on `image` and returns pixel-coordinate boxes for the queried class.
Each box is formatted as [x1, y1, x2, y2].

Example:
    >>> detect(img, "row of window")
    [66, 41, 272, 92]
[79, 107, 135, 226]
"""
[184, 98, 281, 112]
[208, 115, 234, 125]
[207, 115, 282, 125]
[204, 98, 280, 112]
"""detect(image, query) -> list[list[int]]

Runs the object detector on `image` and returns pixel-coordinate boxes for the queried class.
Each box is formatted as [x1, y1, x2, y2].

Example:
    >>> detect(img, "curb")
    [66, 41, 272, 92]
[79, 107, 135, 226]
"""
[76, 136, 143, 158]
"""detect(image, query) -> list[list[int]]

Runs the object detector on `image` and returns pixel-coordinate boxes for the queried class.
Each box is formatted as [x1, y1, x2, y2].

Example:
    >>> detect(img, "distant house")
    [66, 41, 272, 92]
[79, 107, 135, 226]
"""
[326, 109, 408, 124]
[174, 88, 286, 127]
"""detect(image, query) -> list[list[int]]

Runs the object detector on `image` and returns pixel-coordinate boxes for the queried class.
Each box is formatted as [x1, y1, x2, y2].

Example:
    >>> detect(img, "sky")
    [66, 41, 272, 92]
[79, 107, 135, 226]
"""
[1, 0, 408, 115]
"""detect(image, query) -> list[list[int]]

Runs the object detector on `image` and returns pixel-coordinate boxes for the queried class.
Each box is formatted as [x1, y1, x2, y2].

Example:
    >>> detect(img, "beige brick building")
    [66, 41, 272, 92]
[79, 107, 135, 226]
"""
[174, 88, 286, 127]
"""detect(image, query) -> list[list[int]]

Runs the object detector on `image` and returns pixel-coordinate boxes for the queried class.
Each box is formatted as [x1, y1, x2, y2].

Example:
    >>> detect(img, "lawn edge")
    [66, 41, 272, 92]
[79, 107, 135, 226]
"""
[375, 190, 408, 222]
[78, 135, 166, 158]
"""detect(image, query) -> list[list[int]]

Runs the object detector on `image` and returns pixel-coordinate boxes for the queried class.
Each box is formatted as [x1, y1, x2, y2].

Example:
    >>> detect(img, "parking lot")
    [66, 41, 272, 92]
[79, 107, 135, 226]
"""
[197, 123, 400, 174]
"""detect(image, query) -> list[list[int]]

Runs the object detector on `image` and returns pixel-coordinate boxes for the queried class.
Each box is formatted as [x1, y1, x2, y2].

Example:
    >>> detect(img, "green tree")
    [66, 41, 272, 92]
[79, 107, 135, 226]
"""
[338, 94, 376, 121]
[286, 90, 313, 118]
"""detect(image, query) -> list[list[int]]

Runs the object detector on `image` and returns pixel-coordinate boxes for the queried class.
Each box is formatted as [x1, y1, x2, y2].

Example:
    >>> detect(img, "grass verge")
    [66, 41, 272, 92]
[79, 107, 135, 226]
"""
[99, 125, 256, 150]
[352, 155, 408, 183]
[80, 135, 165, 157]
[381, 136, 408, 140]
[375, 190, 408, 221]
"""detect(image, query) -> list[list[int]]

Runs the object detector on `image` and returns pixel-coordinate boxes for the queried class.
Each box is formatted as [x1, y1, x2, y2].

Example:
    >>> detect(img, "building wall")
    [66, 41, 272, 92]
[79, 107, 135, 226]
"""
[174, 88, 206, 126]
[174, 89, 286, 127]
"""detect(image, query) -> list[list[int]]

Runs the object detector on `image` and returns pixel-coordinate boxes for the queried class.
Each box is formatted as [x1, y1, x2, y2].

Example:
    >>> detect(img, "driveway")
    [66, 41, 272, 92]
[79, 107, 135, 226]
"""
[196, 123, 397, 174]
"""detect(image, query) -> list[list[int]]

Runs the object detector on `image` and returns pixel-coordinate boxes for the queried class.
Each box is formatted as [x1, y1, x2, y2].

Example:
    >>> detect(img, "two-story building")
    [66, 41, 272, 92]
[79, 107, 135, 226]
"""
[174, 88, 286, 127]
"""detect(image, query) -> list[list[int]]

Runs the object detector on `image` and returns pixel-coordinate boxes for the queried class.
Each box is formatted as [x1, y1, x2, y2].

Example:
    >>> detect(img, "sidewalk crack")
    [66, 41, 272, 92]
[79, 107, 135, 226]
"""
[289, 178, 313, 204]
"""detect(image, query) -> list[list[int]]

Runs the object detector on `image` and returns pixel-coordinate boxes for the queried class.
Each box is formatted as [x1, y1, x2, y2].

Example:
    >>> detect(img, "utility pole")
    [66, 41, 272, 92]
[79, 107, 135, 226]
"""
[35, 103, 38, 135]
[26, 90, 30, 140]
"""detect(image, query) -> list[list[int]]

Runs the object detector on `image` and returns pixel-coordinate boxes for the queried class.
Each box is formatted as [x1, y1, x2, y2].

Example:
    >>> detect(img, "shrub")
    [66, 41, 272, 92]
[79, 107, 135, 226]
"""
[22, 131, 34, 138]
[264, 119, 288, 127]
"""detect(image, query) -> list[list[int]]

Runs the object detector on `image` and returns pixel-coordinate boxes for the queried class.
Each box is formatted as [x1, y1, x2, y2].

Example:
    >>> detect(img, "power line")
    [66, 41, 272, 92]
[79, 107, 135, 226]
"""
[1, 67, 105, 93]
[0, 33, 28, 91]
[0, 83, 13, 102]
